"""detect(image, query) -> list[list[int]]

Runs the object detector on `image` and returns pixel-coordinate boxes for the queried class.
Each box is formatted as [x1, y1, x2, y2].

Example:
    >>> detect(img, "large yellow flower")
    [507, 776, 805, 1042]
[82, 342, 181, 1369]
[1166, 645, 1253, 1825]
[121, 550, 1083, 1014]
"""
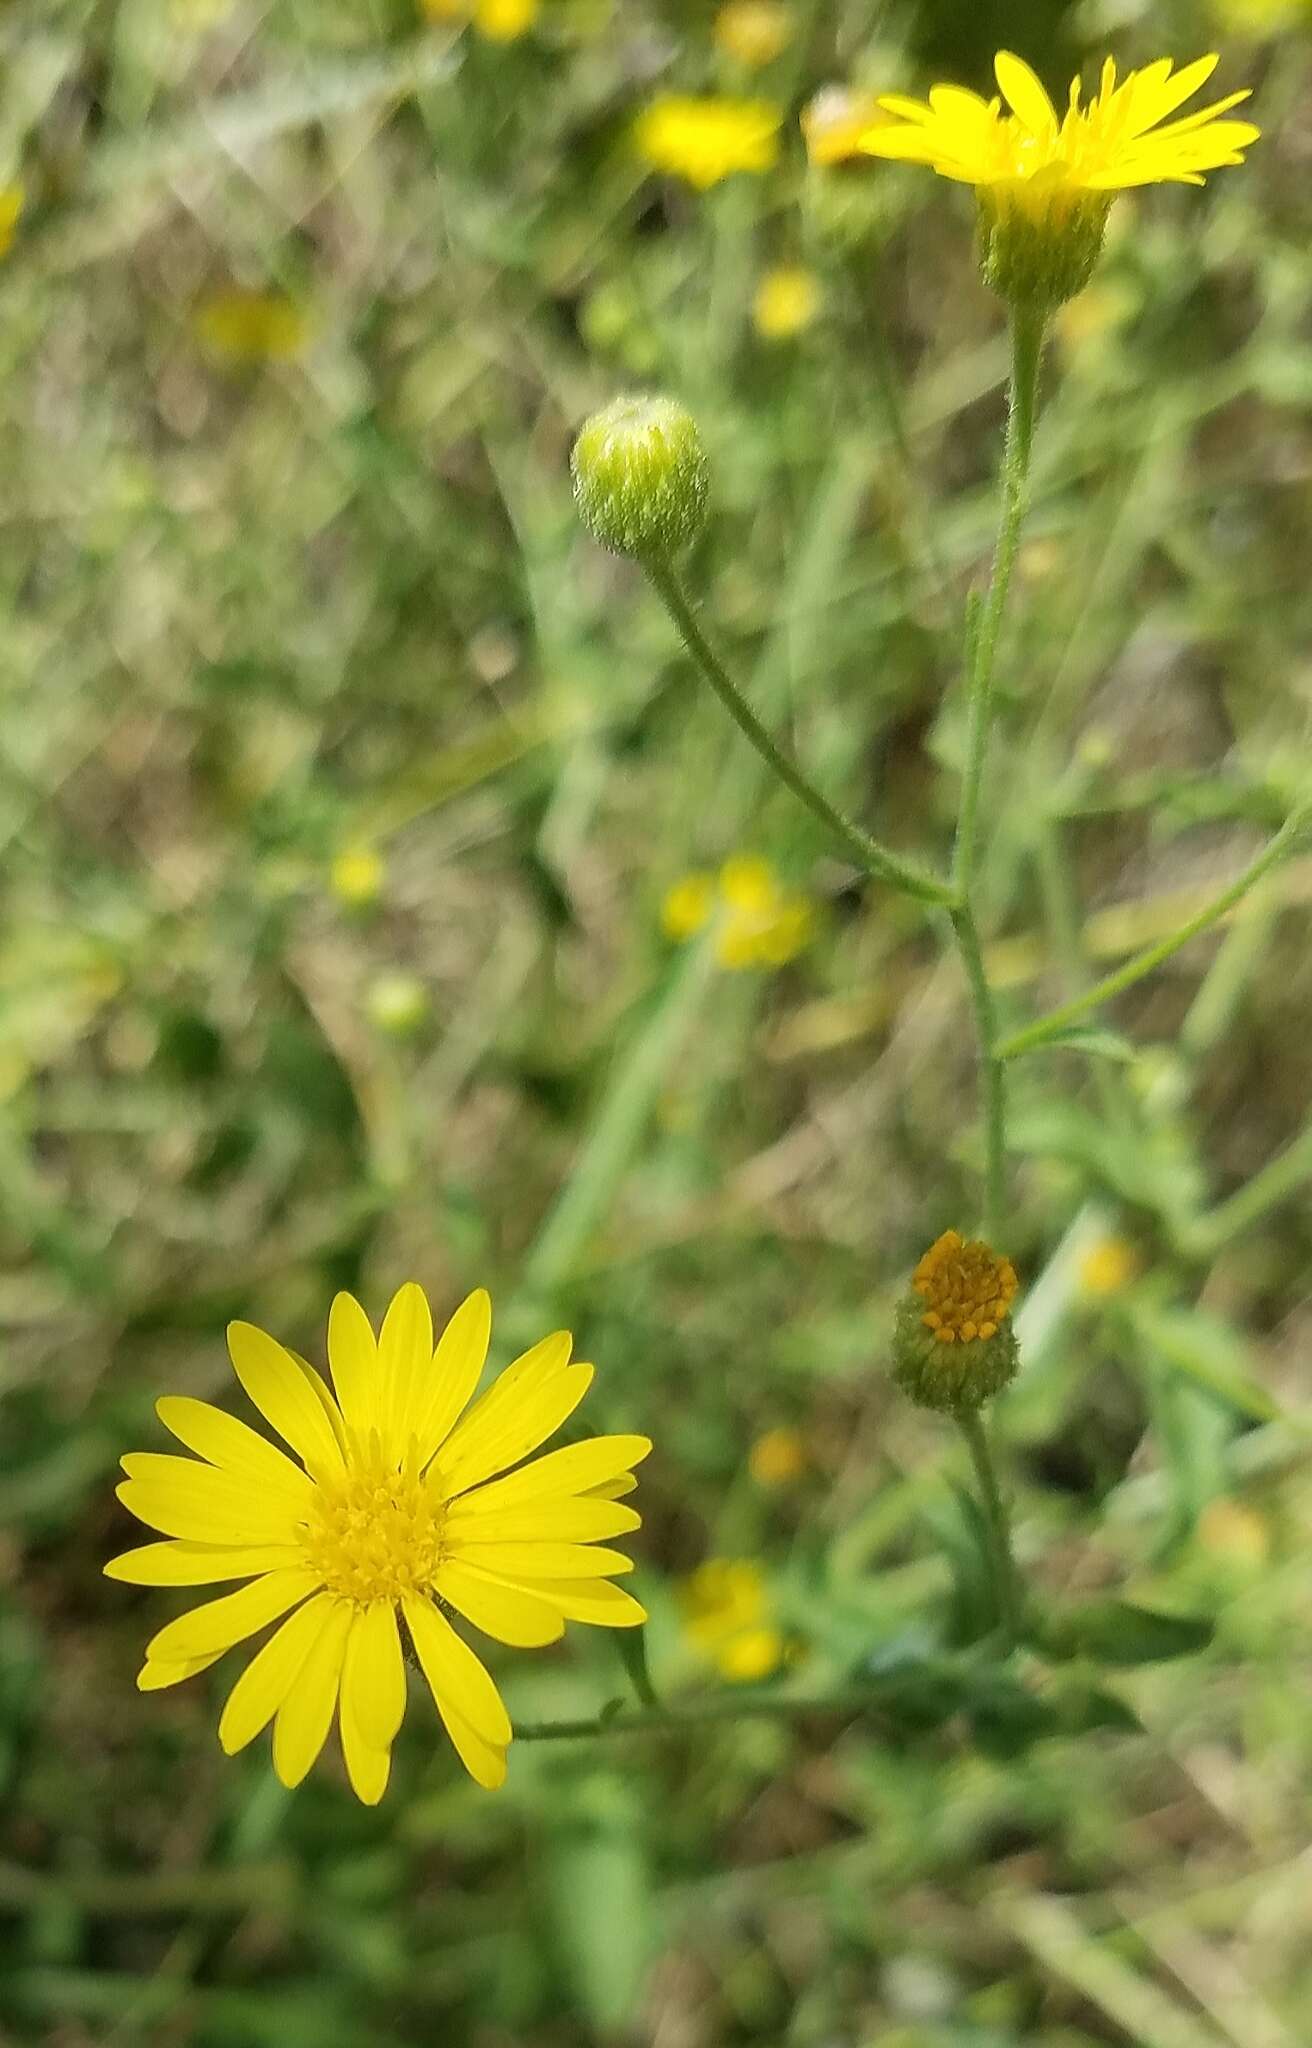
[107, 1286, 650, 1802]
[809, 51, 1258, 306]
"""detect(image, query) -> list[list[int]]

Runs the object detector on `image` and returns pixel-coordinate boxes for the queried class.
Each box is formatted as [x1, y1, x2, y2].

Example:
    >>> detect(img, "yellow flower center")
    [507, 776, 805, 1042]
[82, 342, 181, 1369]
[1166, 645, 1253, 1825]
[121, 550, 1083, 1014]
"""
[302, 1457, 445, 1604]
[913, 1229, 1017, 1345]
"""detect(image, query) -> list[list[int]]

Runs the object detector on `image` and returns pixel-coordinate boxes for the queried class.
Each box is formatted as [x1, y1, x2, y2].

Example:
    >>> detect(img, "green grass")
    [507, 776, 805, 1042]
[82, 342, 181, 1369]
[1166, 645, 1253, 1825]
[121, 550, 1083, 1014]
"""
[4, 2, 1312, 2042]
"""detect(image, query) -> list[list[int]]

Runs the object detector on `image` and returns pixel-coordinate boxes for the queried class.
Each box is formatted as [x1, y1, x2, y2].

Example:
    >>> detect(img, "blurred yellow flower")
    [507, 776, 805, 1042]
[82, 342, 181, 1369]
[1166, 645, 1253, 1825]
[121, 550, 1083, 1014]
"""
[0, 186, 24, 257]
[801, 85, 886, 166]
[1055, 281, 1132, 354]
[421, 0, 539, 37]
[679, 1559, 785, 1682]
[1077, 1236, 1138, 1297]
[1209, 0, 1311, 27]
[107, 1284, 651, 1800]
[196, 288, 307, 363]
[713, 1, 793, 69]
[330, 846, 385, 909]
[635, 96, 782, 190]
[661, 856, 814, 970]
[1197, 1497, 1270, 1565]
[748, 1426, 808, 1486]
[366, 973, 431, 1037]
[752, 264, 822, 338]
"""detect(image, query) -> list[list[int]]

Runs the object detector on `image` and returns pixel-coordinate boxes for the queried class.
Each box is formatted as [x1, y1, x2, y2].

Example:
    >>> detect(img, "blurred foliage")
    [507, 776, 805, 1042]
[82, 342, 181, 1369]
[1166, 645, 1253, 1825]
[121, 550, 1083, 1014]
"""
[3, 0, 1312, 2043]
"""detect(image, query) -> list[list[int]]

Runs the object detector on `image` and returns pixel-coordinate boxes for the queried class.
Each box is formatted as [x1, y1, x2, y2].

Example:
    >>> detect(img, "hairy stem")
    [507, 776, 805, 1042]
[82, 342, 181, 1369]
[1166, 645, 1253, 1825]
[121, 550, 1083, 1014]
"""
[956, 1407, 1022, 1649]
[644, 555, 954, 908]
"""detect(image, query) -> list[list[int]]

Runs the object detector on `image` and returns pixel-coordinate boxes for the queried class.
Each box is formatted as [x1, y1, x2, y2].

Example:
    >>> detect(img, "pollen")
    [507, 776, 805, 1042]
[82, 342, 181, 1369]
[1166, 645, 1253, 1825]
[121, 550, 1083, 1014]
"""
[912, 1229, 1018, 1345]
[301, 1452, 445, 1605]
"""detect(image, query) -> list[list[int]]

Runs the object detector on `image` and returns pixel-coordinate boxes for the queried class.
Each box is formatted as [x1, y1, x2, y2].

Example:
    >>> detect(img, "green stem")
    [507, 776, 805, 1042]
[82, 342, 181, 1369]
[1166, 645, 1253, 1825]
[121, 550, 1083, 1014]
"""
[996, 811, 1303, 1061]
[955, 1407, 1022, 1648]
[643, 556, 954, 909]
[949, 903, 1006, 1240]
[1188, 1121, 1312, 1257]
[947, 308, 1046, 1235]
[952, 306, 1045, 904]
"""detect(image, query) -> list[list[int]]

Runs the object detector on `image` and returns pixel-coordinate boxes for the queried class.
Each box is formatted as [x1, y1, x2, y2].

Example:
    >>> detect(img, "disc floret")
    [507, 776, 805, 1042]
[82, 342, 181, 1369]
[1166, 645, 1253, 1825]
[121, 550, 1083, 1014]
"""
[892, 1229, 1021, 1412]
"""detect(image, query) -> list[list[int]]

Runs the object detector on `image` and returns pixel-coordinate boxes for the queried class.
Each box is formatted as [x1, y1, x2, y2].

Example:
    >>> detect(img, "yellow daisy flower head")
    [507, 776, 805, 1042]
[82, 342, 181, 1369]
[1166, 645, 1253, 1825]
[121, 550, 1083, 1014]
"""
[196, 287, 307, 363]
[752, 263, 822, 339]
[713, 1, 793, 70]
[661, 855, 814, 970]
[635, 95, 782, 190]
[106, 1285, 651, 1802]
[679, 1558, 785, 1683]
[812, 50, 1258, 309]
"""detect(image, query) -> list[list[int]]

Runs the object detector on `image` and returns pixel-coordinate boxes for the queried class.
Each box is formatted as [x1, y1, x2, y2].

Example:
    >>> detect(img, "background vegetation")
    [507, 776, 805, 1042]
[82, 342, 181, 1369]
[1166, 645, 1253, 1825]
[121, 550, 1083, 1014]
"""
[4, 0, 1312, 2042]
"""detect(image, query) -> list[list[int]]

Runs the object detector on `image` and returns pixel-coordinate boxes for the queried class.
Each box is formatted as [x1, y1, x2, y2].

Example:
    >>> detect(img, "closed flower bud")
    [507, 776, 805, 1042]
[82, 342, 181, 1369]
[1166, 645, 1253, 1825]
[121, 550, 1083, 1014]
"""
[571, 394, 709, 560]
[891, 1229, 1020, 1413]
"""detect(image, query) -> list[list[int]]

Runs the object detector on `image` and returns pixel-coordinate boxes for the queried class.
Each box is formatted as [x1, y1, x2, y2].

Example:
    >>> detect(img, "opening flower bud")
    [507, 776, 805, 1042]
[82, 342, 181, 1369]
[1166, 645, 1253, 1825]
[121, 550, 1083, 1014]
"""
[891, 1229, 1020, 1413]
[571, 394, 709, 560]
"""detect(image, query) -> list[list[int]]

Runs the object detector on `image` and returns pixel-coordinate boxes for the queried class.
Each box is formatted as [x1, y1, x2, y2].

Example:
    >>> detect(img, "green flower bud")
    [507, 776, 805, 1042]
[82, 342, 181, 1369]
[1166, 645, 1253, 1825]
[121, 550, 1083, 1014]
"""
[571, 394, 708, 560]
[890, 1229, 1021, 1414]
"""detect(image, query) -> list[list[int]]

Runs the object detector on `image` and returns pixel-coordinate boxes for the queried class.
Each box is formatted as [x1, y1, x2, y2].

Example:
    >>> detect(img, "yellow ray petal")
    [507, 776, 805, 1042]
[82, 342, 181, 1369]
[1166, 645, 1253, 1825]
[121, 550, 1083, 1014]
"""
[584, 1471, 638, 1501]
[453, 1540, 633, 1581]
[341, 1601, 407, 1750]
[116, 1460, 303, 1546]
[327, 1292, 378, 1441]
[1127, 53, 1219, 136]
[105, 1540, 303, 1586]
[440, 1700, 508, 1790]
[402, 1592, 512, 1747]
[457, 1434, 652, 1512]
[526, 1577, 648, 1626]
[435, 1560, 565, 1647]
[145, 1566, 320, 1664]
[339, 1692, 392, 1805]
[155, 1397, 314, 1497]
[994, 51, 1057, 133]
[378, 1282, 434, 1454]
[272, 1599, 352, 1788]
[136, 1648, 225, 1690]
[288, 1351, 348, 1454]
[412, 1288, 492, 1468]
[227, 1322, 345, 1479]
[218, 1593, 334, 1753]
[446, 1497, 641, 1544]
[438, 1360, 594, 1499]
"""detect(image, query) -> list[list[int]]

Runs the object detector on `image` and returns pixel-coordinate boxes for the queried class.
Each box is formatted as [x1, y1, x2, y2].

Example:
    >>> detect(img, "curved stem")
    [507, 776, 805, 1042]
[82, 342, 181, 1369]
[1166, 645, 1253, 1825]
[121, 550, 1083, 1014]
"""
[956, 1407, 1022, 1649]
[996, 810, 1303, 1060]
[643, 556, 954, 909]
[950, 903, 1007, 1241]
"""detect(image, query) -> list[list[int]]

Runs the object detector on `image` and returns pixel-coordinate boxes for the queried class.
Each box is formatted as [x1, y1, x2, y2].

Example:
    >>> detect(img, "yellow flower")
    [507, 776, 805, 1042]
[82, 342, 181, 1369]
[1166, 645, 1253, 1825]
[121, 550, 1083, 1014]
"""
[1077, 1235, 1138, 1297]
[635, 95, 782, 190]
[748, 1426, 808, 1486]
[801, 85, 887, 166]
[107, 1286, 650, 1802]
[0, 185, 23, 256]
[679, 1559, 784, 1682]
[661, 856, 814, 970]
[752, 264, 822, 338]
[1209, 0, 1310, 28]
[330, 845, 384, 908]
[811, 51, 1258, 306]
[366, 973, 430, 1036]
[196, 288, 307, 363]
[421, 0, 539, 37]
[713, 1, 793, 69]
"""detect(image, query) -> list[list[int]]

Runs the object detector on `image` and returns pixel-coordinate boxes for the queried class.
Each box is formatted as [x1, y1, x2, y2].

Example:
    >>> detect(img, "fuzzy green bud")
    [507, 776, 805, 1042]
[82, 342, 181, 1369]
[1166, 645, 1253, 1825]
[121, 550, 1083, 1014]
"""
[571, 394, 708, 560]
[890, 1229, 1021, 1414]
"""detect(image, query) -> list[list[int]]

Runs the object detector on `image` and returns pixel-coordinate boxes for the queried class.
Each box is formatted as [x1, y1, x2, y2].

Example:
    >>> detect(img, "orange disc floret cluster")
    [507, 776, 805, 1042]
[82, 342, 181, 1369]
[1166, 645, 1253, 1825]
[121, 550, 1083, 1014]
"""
[913, 1230, 1018, 1345]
